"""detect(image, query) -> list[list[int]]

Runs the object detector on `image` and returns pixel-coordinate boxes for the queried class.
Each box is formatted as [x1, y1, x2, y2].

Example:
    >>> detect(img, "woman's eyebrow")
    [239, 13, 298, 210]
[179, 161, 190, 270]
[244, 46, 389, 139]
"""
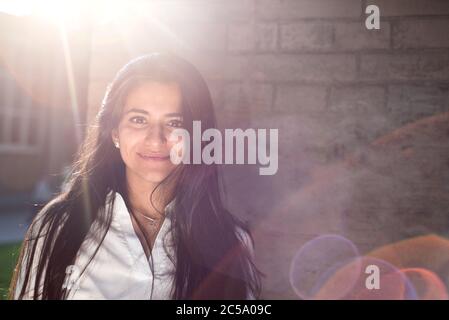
[124, 108, 182, 118]
[165, 113, 183, 118]
[124, 108, 148, 115]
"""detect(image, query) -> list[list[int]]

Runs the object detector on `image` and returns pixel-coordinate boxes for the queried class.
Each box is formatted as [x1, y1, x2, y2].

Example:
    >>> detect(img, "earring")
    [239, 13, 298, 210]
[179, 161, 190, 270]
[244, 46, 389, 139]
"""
[114, 141, 120, 148]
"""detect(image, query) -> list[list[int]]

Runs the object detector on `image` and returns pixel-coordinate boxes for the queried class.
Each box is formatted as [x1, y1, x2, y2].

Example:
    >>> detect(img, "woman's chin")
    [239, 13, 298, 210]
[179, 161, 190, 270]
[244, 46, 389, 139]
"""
[139, 171, 172, 184]
[127, 163, 177, 185]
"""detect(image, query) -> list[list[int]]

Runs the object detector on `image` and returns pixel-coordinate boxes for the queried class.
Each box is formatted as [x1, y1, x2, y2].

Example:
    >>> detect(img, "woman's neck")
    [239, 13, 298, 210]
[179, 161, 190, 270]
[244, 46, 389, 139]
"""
[125, 169, 172, 217]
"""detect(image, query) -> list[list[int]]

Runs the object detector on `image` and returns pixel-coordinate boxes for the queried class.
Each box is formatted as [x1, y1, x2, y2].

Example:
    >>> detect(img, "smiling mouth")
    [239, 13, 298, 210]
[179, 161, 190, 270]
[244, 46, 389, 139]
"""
[137, 153, 170, 162]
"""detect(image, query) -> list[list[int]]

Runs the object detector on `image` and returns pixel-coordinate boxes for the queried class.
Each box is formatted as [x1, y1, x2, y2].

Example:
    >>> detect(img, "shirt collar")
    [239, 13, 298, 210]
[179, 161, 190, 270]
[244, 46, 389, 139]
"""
[106, 190, 176, 265]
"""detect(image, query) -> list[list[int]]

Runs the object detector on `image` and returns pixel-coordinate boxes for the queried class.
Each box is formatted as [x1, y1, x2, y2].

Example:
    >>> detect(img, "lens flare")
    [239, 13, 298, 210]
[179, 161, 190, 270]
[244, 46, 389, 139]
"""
[316, 256, 417, 300]
[289, 234, 360, 299]
[400, 268, 448, 300]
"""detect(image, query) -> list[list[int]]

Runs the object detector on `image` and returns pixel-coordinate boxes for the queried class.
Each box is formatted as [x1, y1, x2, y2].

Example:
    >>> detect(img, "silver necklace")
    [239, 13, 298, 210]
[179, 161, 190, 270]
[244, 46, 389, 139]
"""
[133, 209, 160, 225]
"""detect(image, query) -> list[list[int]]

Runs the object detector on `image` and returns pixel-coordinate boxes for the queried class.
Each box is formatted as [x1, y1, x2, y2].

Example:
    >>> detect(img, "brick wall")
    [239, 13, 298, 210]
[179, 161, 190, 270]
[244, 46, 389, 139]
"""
[87, 0, 449, 299]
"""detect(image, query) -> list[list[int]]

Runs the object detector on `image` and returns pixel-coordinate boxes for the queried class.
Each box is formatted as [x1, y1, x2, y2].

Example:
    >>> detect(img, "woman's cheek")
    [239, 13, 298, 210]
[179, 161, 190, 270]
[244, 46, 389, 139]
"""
[119, 132, 141, 162]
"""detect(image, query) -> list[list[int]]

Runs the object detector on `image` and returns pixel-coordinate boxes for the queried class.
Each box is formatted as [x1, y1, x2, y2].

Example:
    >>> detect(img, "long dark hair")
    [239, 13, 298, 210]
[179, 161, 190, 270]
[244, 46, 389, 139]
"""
[9, 53, 264, 300]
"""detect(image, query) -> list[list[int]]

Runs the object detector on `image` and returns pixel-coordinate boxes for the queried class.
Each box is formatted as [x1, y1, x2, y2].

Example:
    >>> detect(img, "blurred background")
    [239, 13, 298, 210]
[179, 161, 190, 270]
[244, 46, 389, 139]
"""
[0, 0, 449, 300]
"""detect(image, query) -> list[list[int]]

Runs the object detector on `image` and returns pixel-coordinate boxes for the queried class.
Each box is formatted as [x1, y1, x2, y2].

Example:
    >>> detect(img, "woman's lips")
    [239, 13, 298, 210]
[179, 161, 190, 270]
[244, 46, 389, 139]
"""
[137, 152, 170, 162]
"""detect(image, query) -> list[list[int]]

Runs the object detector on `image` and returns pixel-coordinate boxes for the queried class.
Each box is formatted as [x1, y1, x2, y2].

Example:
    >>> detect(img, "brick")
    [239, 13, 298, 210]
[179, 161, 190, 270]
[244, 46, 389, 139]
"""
[256, 23, 278, 51]
[360, 53, 449, 81]
[228, 24, 254, 52]
[328, 113, 393, 153]
[329, 86, 386, 115]
[218, 56, 252, 81]
[393, 19, 449, 49]
[279, 21, 390, 52]
[334, 22, 391, 50]
[228, 23, 278, 52]
[275, 85, 327, 113]
[172, 23, 227, 51]
[144, 0, 255, 22]
[366, 0, 449, 16]
[340, 114, 391, 144]
[257, 0, 361, 20]
[249, 111, 333, 158]
[251, 54, 356, 82]
[323, 87, 392, 153]
[387, 85, 449, 125]
[214, 104, 252, 131]
[221, 83, 274, 113]
[280, 22, 334, 51]
[188, 54, 250, 81]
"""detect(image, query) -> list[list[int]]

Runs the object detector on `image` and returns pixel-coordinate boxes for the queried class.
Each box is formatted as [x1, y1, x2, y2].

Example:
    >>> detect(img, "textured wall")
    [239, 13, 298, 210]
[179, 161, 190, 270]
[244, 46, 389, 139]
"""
[87, 0, 449, 299]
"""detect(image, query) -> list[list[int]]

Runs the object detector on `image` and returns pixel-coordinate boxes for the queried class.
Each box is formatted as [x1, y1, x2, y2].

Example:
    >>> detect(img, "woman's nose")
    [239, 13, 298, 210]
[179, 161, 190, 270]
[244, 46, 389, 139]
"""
[144, 124, 166, 147]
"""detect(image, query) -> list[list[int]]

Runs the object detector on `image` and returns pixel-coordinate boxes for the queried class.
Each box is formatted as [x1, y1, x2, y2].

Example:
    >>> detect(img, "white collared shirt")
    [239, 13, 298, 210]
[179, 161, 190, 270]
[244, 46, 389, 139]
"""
[15, 191, 256, 300]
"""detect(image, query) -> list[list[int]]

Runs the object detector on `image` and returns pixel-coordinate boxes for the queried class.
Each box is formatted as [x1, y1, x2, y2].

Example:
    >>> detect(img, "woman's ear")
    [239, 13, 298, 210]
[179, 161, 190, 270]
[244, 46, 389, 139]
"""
[111, 129, 119, 148]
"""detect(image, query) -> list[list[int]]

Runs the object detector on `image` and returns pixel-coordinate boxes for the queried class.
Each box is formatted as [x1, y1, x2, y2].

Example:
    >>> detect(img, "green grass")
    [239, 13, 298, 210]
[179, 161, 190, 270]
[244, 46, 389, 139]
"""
[0, 242, 21, 300]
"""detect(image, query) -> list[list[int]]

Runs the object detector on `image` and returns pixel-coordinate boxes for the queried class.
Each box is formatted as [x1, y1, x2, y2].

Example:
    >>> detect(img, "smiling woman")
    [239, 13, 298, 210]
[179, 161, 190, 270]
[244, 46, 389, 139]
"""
[9, 53, 264, 300]
[110, 81, 185, 259]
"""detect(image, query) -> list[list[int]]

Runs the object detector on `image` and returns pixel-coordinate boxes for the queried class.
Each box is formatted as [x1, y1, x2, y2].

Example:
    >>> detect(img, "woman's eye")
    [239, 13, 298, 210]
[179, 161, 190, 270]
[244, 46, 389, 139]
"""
[167, 119, 183, 128]
[129, 116, 147, 125]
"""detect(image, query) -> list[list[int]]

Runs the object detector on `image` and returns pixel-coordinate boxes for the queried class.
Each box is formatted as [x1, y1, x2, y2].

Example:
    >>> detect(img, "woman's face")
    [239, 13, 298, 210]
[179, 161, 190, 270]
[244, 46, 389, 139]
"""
[112, 81, 184, 184]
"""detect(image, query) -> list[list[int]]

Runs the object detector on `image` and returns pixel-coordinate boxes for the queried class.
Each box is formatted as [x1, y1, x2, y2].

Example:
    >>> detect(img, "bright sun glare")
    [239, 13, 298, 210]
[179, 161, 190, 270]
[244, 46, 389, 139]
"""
[0, 0, 143, 27]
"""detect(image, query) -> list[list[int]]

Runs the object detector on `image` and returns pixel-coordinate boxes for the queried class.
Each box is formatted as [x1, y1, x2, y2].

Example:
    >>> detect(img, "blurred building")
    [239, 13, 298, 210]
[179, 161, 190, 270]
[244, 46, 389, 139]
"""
[0, 12, 90, 211]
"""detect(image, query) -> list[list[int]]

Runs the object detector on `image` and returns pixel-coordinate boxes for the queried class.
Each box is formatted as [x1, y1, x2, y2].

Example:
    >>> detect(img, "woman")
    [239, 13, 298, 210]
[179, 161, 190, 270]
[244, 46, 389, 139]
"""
[10, 53, 263, 300]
